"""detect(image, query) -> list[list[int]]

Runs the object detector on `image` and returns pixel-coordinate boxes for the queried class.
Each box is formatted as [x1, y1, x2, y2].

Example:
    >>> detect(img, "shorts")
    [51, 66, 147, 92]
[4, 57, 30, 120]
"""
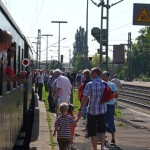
[57, 138, 70, 150]
[106, 104, 116, 133]
[87, 113, 106, 137]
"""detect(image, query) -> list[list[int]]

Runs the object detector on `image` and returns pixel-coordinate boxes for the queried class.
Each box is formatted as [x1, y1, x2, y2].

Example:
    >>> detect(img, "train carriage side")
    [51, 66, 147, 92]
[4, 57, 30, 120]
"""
[0, 1, 33, 150]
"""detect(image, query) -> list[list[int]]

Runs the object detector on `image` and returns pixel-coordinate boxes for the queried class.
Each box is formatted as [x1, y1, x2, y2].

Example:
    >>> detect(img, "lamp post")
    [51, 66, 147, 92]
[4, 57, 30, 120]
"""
[41, 34, 53, 69]
[51, 21, 68, 62]
[86, 0, 89, 68]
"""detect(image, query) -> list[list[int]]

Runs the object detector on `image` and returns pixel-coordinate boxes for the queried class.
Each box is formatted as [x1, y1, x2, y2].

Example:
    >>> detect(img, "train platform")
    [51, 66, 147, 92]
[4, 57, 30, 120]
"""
[121, 80, 150, 87]
[29, 94, 50, 150]
[29, 94, 150, 150]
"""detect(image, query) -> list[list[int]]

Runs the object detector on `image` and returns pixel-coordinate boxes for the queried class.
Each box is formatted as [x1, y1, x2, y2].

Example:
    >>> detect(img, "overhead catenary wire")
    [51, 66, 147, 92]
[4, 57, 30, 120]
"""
[28, 0, 39, 35]
[27, 0, 46, 36]
[109, 22, 131, 32]
[40, 38, 66, 52]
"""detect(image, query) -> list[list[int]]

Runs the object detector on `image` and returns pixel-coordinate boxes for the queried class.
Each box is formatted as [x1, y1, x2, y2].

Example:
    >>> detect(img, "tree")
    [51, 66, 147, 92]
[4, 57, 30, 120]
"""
[49, 60, 65, 71]
[73, 26, 87, 56]
[91, 53, 99, 67]
[72, 26, 90, 70]
[131, 27, 150, 79]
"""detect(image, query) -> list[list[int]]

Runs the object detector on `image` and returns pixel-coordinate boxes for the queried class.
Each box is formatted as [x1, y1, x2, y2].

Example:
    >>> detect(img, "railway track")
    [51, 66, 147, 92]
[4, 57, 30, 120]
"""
[118, 83, 150, 110]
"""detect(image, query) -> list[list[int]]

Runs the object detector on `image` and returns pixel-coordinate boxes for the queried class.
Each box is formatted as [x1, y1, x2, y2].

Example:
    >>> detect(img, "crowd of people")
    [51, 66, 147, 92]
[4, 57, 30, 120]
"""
[32, 67, 123, 150]
[1, 27, 124, 150]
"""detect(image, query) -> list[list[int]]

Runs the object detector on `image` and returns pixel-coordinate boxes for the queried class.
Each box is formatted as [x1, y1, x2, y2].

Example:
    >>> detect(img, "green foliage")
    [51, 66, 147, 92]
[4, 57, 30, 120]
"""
[131, 27, 150, 78]
[115, 105, 122, 118]
[118, 122, 124, 127]
[118, 68, 126, 80]
[91, 53, 99, 67]
[73, 89, 80, 115]
[71, 54, 92, 71]
[72, 26, 90, 70]
[137, 73, 150, 81]
[73, 26, 87, 56]
[49, 60, 65, 71]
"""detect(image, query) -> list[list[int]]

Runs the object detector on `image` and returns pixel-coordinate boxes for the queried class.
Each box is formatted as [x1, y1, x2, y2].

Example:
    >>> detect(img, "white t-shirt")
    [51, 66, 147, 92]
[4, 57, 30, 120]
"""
[56, 75, 72, 104]
[111, 78, 121, 90]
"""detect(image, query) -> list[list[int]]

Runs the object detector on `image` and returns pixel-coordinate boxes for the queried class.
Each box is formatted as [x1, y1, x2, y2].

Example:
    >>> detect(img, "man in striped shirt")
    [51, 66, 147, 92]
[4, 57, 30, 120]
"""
[78, 67, 107, 150]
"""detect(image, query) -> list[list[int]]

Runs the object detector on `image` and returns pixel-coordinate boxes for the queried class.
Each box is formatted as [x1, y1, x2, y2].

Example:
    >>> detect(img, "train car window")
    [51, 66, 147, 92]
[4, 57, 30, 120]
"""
[18, 46, 21, 86]
[13, 44, 17, 89]
[7, 56, 11, 91]
[21, 48, 24, 71]
[0, 57, 3, 95]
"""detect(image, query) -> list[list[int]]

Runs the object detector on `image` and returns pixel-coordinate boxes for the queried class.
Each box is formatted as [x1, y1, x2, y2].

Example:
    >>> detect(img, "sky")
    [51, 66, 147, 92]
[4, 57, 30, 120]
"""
[1, 0, 149, 62]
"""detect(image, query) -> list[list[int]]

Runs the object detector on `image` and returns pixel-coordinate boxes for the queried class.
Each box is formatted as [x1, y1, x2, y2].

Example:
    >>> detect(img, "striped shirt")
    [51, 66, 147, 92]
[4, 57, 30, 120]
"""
[83, 77, 107, 115]
[54, 115, 76, 138]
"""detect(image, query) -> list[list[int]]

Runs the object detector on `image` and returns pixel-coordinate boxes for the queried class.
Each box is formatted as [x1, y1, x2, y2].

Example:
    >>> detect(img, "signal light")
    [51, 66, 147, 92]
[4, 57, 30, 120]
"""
[89, 57, 92, 61]
[61, 55, 63, 63]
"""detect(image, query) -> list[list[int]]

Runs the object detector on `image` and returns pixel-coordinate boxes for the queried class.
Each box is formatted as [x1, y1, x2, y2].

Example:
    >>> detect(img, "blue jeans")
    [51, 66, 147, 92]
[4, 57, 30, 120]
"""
[106, 104, 116, 133]
[82, 105, 87, 119]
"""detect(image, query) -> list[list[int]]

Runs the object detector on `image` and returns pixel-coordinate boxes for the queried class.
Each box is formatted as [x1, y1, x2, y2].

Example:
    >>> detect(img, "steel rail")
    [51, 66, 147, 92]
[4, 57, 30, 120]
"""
[118, 98, 150, 110]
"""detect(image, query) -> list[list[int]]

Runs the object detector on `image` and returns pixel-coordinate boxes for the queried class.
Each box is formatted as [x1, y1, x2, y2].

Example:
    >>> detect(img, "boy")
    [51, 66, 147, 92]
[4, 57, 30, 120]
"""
[53, 103, 80, 150]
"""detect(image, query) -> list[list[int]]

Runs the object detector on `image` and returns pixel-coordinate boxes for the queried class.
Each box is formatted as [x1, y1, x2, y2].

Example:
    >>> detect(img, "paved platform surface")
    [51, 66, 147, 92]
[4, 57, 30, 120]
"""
[29, 94, 150, 150]
[29, 94, 50, 150]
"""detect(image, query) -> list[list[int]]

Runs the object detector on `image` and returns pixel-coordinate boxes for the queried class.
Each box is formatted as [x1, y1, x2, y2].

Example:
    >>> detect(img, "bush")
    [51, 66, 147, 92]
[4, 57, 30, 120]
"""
[137, 74, 150, 81]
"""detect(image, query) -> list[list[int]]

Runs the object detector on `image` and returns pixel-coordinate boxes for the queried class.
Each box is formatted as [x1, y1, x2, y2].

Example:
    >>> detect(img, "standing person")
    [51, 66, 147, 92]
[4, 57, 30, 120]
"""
[76, 70, 82, 90]
[68, 104, 76, 150]
[0, 29, 12, 64]
[111, 74, 123, 91]
[102, 71, 117, 145]
[44, 70, 49, 92]
[48, 70, 56, 112]
[53, 102, 80, 150]
[78, 67, 107, 150]
[66, 71, 74, 104]
[78, 69, 91, 119]
[71, 70, 77, 90]
[37, 70, 44, 101]
[111, 74, 123, 104]
[53, 69, 72, 115]
[34, 70, 39, 93]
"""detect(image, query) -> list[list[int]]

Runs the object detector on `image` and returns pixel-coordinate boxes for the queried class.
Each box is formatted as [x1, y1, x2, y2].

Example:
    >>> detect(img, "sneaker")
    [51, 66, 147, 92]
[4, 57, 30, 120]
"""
[85, 133, 89, 138]
[70, 145, 76, 150]
[82, 128, 86, 132]
[111, 139, 115, 145]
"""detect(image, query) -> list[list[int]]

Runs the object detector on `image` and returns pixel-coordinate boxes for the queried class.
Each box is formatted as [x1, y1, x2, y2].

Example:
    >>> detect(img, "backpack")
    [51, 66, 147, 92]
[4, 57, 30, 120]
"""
[102, 82, 114, 103]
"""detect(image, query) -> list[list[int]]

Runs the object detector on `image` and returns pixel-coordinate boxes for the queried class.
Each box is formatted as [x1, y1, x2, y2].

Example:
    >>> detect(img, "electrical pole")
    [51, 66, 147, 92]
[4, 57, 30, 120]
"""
[99, 0, 109, 70]
[128, 32, 132, 81]
[91, 0, 124, 70]
[69, 49, 71, 68]
[37, 29, 41, 69]
[41, 34, 53, 70]
[86, 0, 89, 68]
